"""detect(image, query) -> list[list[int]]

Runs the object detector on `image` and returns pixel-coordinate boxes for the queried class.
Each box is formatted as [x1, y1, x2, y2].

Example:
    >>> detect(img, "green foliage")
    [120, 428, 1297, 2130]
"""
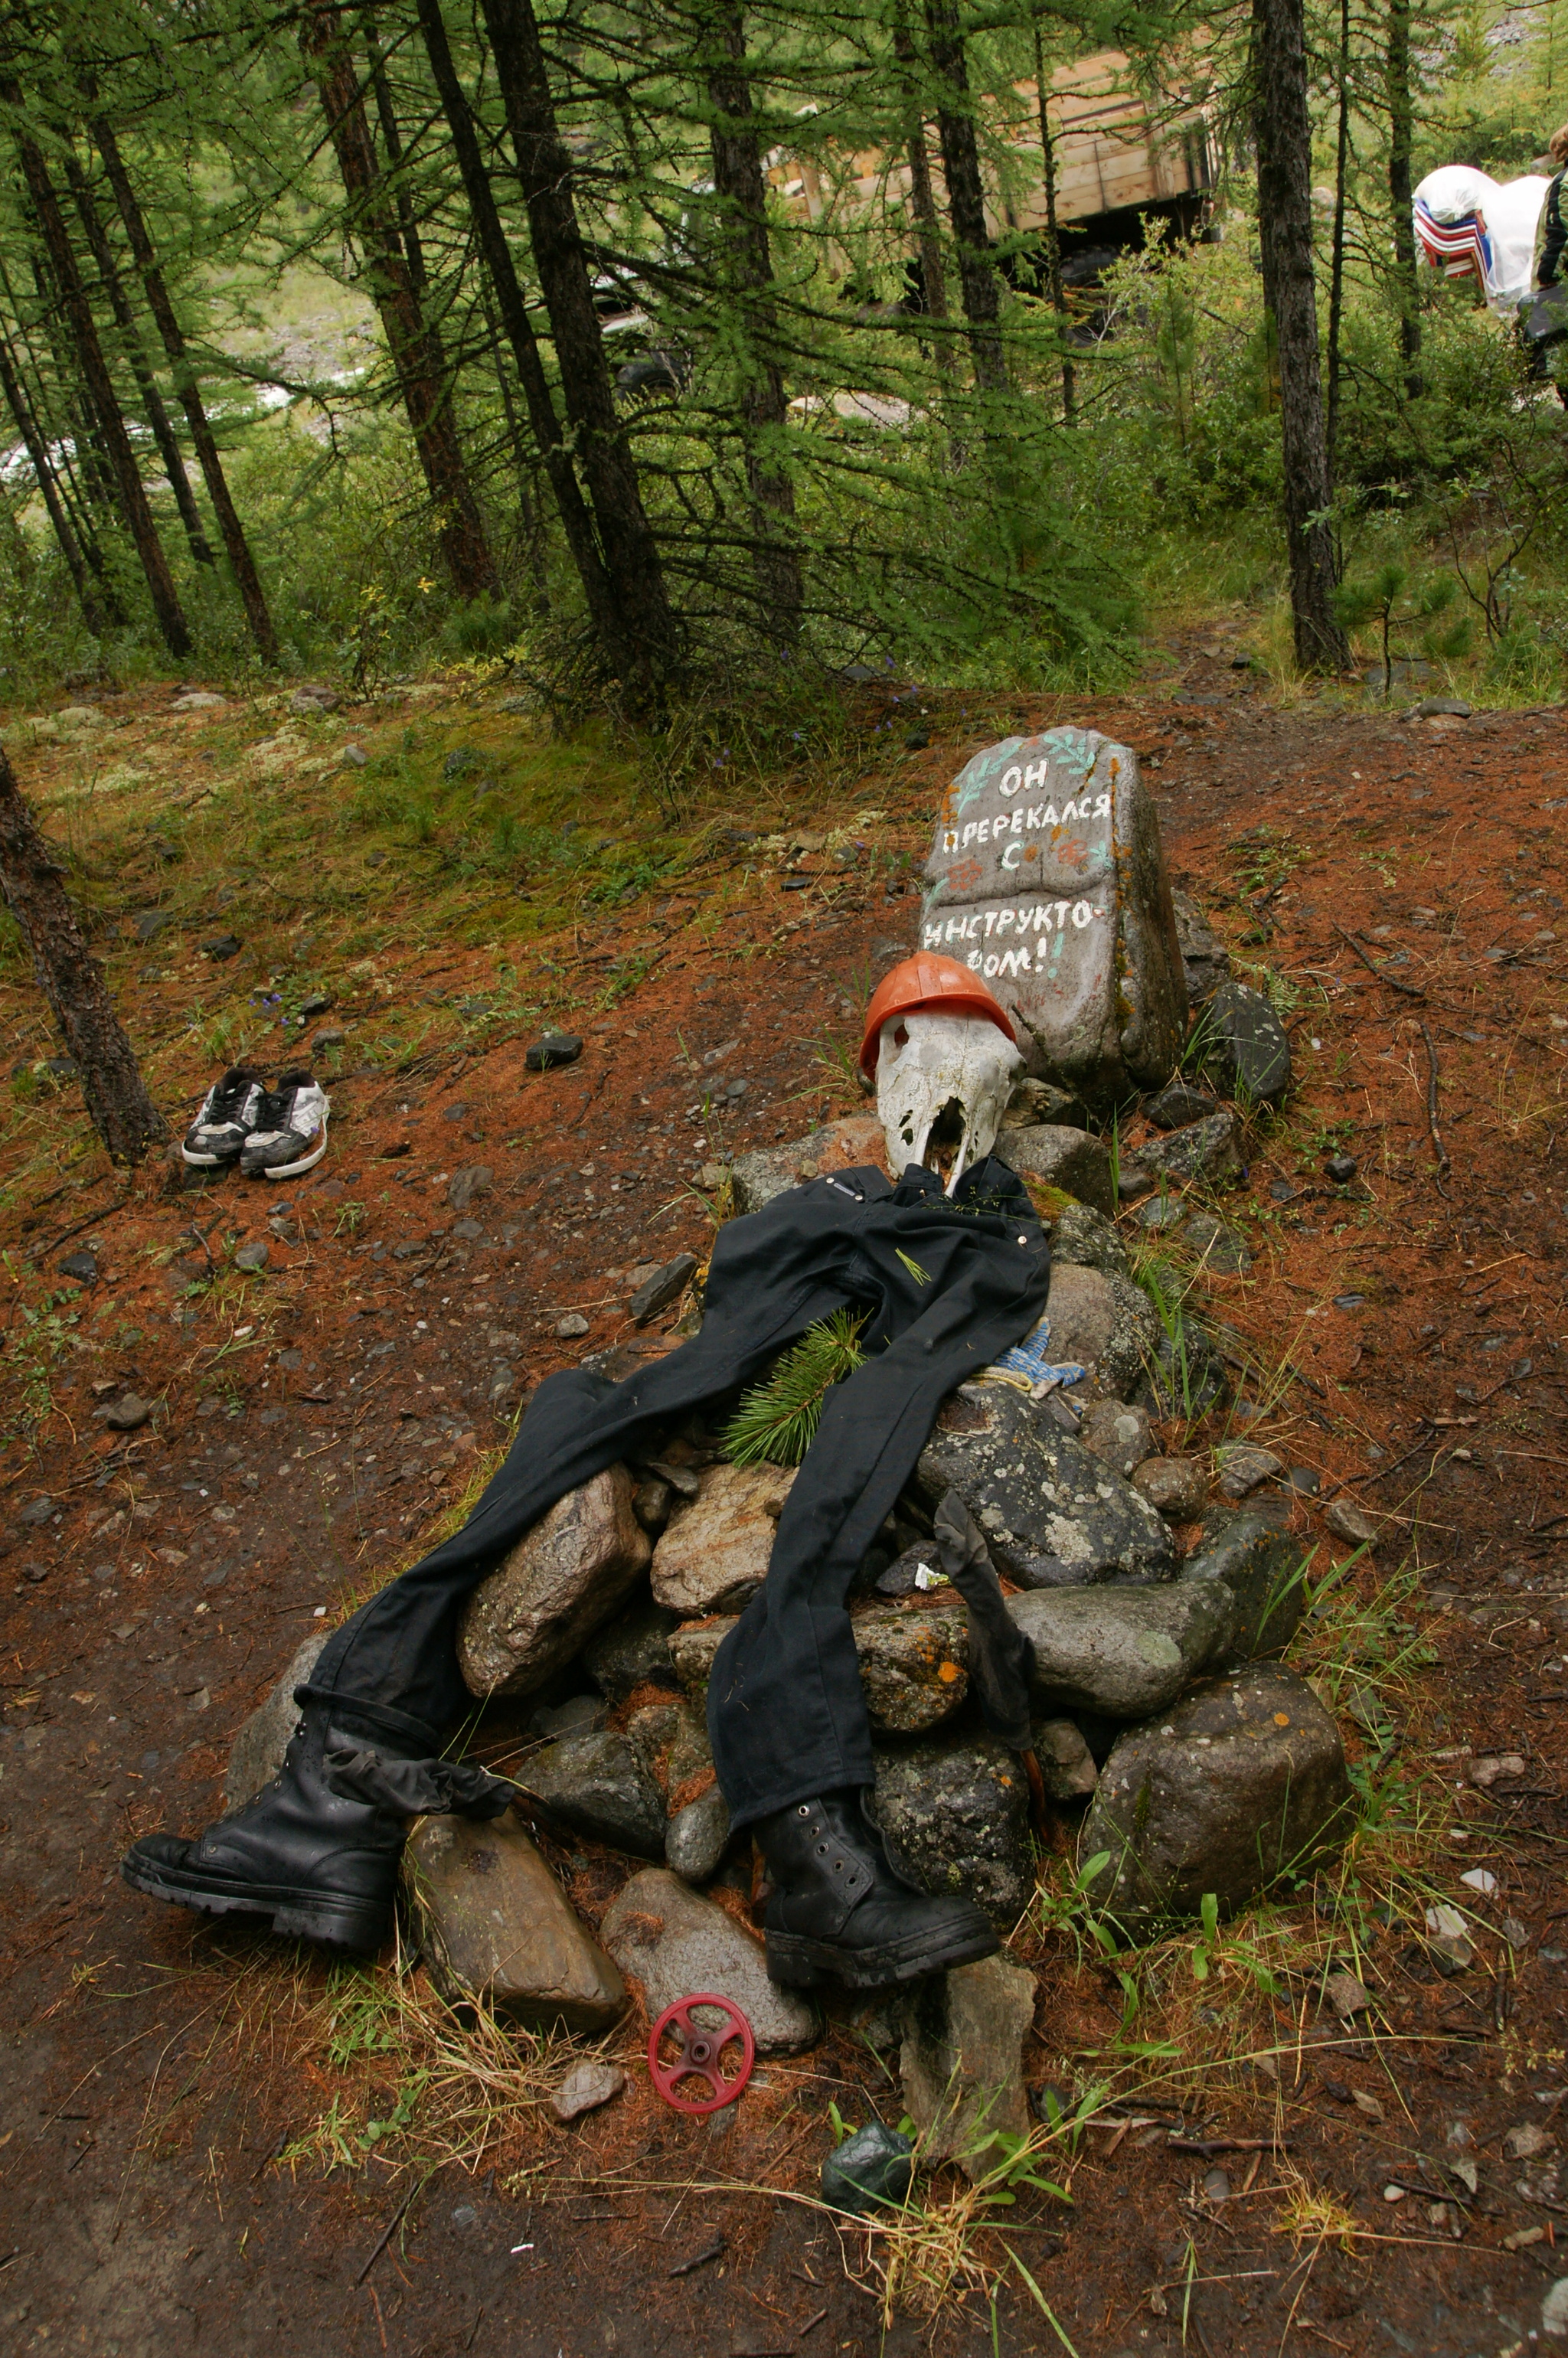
[722, 1310, 867, 1467]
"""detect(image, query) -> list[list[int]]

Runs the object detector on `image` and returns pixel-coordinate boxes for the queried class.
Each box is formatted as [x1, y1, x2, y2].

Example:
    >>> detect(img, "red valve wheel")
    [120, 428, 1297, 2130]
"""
[647, 1994, 755, 2116]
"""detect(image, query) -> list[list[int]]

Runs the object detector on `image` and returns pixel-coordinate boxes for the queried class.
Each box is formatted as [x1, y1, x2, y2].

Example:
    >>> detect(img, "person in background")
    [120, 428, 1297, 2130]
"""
[1526, 122, 1568, 398]
[1532, 122, 1568, 292]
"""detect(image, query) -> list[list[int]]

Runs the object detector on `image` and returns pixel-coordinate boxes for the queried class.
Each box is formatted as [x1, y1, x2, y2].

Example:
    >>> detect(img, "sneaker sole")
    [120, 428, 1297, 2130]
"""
[181, 1145, 241, 1168]
[120, 1850, 389, 1954]
[764, 1918, 998, 1991]
[241, 1130, 328, 1181]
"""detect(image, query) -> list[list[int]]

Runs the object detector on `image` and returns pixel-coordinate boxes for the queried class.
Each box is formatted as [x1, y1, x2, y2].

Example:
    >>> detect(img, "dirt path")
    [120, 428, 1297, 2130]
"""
[1, 664, 1564, 2356]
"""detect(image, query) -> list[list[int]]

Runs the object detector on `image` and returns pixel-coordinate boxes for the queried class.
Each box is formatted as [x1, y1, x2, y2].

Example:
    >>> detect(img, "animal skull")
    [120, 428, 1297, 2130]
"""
[876, 1011, 1022, 1194]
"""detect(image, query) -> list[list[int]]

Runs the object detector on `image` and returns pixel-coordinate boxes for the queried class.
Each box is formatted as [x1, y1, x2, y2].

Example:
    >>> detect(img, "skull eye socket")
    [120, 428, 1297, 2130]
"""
[891, 1022, 909, 1048]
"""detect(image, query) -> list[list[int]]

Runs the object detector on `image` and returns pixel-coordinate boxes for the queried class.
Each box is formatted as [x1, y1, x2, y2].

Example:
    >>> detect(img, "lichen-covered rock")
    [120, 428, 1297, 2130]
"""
[1171, 891, 1230, 1006]
[1080, 1668, 1352, 1935]
[730, 1115, 889, 1215]
[900, 1955, 1037, 2179]
[1078, 1399, 1156, 1478]
[1042, 1264, 1161, 1402]
[583, 1592, 682, 1700]
[853, 1604, 970, 1733]
[1009, 1580, 1235, 1717]
[515, 1729, 667, 1860]
[919, 727, 1187, 1107]
[1034, 1715, 1099, 1800]
[995, 1126, 1114, 1216]
[915, 1382, 1173, 1586]
[1047, 1197, 1131, 1279]
[874, 1735, 1032, 1926]
[1135, 1112, 1243, 1190]
[1136, 1317, 1228, 1421]
[652, 1461, 794, 1616]
[669, 1615, 737, 1702]
[1180, 1508, 1309, 1661]
[1132, 1456, 1208, 1520]
[1145, 1081, 1218, 1130]
[458, 1466, 651, 1700]
[1195, 981, 1292, 1104]
[1178, 1211, 1252, 1275]
[224, 1631, 327, 1808]
[601, 1868, 819, 2054]
[666, 1785, 731, 1884]
[1003, 1077, 1087, 1130]
[403, 1813, 627, 2032]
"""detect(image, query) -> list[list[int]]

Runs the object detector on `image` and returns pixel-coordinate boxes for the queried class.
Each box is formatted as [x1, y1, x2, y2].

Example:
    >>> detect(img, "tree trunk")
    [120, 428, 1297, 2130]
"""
[368, 34, 430, 298]
[891, 18, 953, 372]
[88, 108, 279, 664]
[299, 0, 498, 603]
[481, 0, 682, 692]
[414, 0, 634, 674]
[923, 0, 1007, 396]
[1031, 18, 1075, 424]
[0, 328, 106, 633]
[1251, 0, 1349, 672]
[62, 152, 215, 570]
[705, 0, 802, 638]
[1326, 0, 1351, 479]
[0, 740, 166, 1162]
[5, 92, 193, 658]
[1386, 0, 1423, 398]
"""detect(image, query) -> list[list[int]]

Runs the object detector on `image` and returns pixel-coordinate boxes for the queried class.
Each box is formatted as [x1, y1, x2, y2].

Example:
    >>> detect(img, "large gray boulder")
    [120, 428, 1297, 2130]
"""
[1180, 1508, 1310, 1662]
[995, 1126, 1114, 1216]
[601, 1868, 819, 2054]
[914, 1382, 1173, 1586]
[900, 1956, 1037, 2179]
[874, 1734, 1033, 1926]
[515, 1729, 667, 1859]
[730, 1115, 888, 1214]
[652, 1462, 792, 1616]
[1010, 1580, 1235, 1717]
[458, 1466, 651, 1700]
[1040, 1262, 1161, 1402]
[224, 1631, 328, 1808]
[920, 727, 1187, 1106]
[1080, 1667, 1352, 1935]
[403, 1812, 628, 2032]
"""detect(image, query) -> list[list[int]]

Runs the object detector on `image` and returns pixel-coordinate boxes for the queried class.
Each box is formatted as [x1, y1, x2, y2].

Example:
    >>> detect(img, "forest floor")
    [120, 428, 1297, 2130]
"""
[0, 638, 1566, 2358]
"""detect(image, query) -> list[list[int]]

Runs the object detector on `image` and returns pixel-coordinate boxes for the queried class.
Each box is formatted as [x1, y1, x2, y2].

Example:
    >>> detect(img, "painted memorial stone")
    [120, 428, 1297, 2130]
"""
[920, 727, 1187, 1104]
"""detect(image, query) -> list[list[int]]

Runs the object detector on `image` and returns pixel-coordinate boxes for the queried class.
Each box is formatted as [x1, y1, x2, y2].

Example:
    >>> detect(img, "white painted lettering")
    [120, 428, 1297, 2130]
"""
[983, 953, 1000, 977]
[1000, 948, 1030, 976]
[961, 822, 978, 849]
[1001, 842, 1022, 871]
[1024, 760, 1048, 790]
[1072, 901, 1094, 929]
[923, 922, 942, 949]
[1093, 794, 1111, 818]
[1000, 766, 1023, 797]
[996, 909, 1014, 934]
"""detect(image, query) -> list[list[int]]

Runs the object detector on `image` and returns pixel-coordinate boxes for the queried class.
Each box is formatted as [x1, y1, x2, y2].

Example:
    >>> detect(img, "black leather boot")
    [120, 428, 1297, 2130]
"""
[756, 1789, 998, 1991]
[121, 1689, 508, 1955]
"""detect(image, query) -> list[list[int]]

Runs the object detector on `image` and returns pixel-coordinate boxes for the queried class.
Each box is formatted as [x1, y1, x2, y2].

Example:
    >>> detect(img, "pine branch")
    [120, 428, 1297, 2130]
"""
[722, 1310, 868, 1468]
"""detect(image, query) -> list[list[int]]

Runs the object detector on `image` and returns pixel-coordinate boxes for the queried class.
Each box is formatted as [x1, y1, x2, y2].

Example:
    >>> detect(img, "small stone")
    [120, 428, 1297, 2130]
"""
[996, 1125, 1115, 1216]
[312, 1028, 347, 1053]
[18, 1495, 54, 1526]
[447, 1164, 492, 1212]
[1324, 1498, 1380, 1547]
[583, 1596, 682, 1700]
[405, 1813, 627, 2032]
[1505, 2120, 1554, 2160]
[667, 1617, 737, 1702]
[1544, 2278, 1568, 2339]
[601, 1868, 819, 2053]
[629, 1254, 698, 1324]
[1178, 1210, 1251, 1275]
[57, 1249, 98, 1284]
[551, 2062, 626, 2121]
[1325, 1154, 1357, 1184]
[1034, 1715, 1099, 1800]
[652, 1462, 795, 1616]
[234, 1241, 270, 1274]
[1132, 1455, 1208, 1520]
[525, 1031, 583, 1072]
[1171, 890, 1230, 1005]
[101, 1393, 153, 1432]
[1080, 1667, 1352, 1935]
[1470, 1752, 1527, 1787]
[133, 910, 171, 942]
[201, 933, 242, 960]
[822, 2121, 915, 2216]
[531, 1693, 607, 1739]
[855, 1606, 971, 1734]
[459, 1465, 652, 1699]
[1215, 1444, 1282, 1500]
[557, 1313, 591, 1339]
[1413, 695, 1472, 719]
[172, 689, 227, 710]
[900, 1954, 1037, 2179]
[1323, 1968, 1371, 2016]
[1202, 2166, 1231, 2202]
[1135, 1112, 1243, 1190]
[517, 1729, 667, 1858]
[665, 1785, 731, 1884]
[1011, 1582, 1234, 1718]
[633, 1478, 674, 1535]
[1194, 982, 1292, 1104]
[1503, 1914, 1530, 1948]
[697, 1162, 729, 1191]
[1079, 1399, 1155, 1477]
[224, 1632, 330, 1807]
[1144, 1082, 1218, 1130]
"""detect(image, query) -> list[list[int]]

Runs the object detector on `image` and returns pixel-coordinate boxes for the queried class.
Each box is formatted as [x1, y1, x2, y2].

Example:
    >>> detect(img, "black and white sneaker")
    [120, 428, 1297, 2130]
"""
[183, 1066, 268, 1167]
[240, 1070, 330, 1179]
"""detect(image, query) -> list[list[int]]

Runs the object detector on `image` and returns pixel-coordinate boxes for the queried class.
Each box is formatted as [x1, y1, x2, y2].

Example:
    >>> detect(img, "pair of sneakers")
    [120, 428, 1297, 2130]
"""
[183, 1066, 330, 1178]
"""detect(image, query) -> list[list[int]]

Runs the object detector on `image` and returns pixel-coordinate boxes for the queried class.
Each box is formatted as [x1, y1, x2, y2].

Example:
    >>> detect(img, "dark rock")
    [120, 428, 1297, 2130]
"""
[633, 1477, 673, 1533]
[525, 1031, 583, 1072]
[529, 1693, 608, 1739]
[900, 1955, 1037, 2177]
[101, 1392, 153, 1432]
[1326, 1154, 1357, 1184]
[601, 1869, 818, 2053]
[874, 1542, 945, 1599]
[1413, 695, 1472, 719]
[915, 1382, 1172, 1586]
[234, 1241, 269, 1274]
[1034, 1715, 1099, 1799]
[822, 2120, 915, 2216]
[1003, 1077, 1089, 1130]
[1194, 982, 1292, 1104]
[919, 729, 1188, 1108]
[289, 684, 340, 714]
[451, 1217, 484, 1240]
[442, 1102, 469, 1122]
[583, 1593, 682, 1700]
[132, 910, 171, 942]
[1080, 1667, 1353, 1935]
[42, 1057, 79, 1082]
[1144, 1081, 1217, 1131]
[312, 1028, 347, 1053]
[443, 746, 482, 777]
[447, 1164, 492, 1211]
[458, 1465, 652, 1699]
[996, 1125, 1114, 1216]
[298, 991, 333, 1020]
[1132, 1456, 1207, 1520]
[1286, 1465, 1321, 1497]
[874, 1733, 1033, 1925]
[1078, 1399, 1155, 1477]
[668, 1616, 736, 1701]
[1215, 1444, 1282, 1501]
[518, 1729, 667, 1858]
[1010, 1580, 1234, 1716]
[1171, 890, 1230, 1005]
[405, 1813, 627, 2031]
[666, 1785, 731, 1884]
[57, 1249, 98, 1285]
[854, 1605, 970, 1734]
[630, 1253, 697, 1324]
[1042, 1262, 1161, 1400]
[1047, 1198, 1131, 1279]
[225, 1632, 329, 1807]
[1135, 1112, 1243, 1190]
[201, 934, 242, 960]
[1136, 1316, 1228, 1420]
[18, 1494, 54, 1526]
[1179, 1210, 1252, 1274]
[1180, 1509, 1309, 1662]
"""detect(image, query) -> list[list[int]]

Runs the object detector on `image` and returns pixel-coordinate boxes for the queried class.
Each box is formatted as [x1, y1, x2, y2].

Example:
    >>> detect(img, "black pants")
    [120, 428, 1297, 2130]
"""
[303, 1159, 1049, 1832]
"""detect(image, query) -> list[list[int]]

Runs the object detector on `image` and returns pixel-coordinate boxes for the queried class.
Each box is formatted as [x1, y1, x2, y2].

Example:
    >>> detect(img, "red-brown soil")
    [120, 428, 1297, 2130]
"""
[1, 655, 1565, 2356]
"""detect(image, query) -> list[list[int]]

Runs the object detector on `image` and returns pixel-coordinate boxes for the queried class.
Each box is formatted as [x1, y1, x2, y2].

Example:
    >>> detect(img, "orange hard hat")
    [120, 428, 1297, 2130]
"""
[858, 952, 1018, 1079]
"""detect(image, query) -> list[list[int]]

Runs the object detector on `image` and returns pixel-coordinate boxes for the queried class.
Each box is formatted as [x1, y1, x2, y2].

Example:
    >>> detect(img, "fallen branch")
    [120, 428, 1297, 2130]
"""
[1419, 1021, 1452, 1194]
[1331, 923, 1426, 1001]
